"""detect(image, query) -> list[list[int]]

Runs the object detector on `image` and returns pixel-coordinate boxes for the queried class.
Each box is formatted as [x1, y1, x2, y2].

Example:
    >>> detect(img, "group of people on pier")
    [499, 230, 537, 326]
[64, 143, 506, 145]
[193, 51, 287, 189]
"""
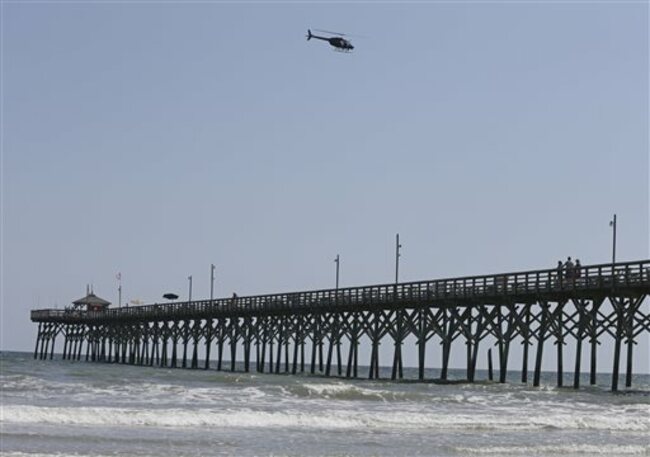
[557, 256, 582, 280]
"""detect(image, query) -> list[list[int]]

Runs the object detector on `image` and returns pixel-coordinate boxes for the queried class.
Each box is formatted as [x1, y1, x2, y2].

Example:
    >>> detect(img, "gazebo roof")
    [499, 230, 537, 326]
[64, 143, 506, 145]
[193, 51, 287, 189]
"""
[72, 293, 111, 307]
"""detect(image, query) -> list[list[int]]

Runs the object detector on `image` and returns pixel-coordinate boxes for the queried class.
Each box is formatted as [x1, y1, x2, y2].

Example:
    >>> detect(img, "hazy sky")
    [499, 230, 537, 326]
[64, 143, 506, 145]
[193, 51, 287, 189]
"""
[2, 2, 648, 372]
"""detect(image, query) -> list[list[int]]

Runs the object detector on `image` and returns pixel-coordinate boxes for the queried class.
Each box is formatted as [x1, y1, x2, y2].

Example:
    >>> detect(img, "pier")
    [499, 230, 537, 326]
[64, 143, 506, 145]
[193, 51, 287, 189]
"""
[31, 260, 650, 391]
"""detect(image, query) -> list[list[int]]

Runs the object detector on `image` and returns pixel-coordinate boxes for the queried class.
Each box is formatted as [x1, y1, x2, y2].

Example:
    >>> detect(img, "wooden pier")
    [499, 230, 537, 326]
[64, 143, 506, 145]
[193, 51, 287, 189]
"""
[31, 260, 650, 391]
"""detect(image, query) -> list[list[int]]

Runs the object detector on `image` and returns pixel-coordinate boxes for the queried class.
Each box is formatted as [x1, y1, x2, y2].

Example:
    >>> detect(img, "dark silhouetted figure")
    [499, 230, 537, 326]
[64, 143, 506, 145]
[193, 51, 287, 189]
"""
[575, 259, 582, 279]
[564, 256, 575, 279]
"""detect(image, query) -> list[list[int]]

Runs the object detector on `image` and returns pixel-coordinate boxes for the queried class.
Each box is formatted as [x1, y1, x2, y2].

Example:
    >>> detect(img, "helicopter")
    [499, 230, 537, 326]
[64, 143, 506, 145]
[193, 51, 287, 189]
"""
[306, 29, 354, 52]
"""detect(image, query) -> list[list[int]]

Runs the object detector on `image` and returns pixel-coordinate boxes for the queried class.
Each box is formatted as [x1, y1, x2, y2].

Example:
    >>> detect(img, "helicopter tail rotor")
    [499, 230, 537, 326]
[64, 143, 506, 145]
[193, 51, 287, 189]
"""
[306, 29, 312, 40]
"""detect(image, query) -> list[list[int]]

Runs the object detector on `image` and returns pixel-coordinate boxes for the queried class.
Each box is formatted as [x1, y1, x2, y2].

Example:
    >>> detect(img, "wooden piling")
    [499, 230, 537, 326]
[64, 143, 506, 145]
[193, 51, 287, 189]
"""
[533, 302, 548, 387]
[292, 333, 299, 375]
[34, 324, 42, 359]
[589, 299, 602, 385]
[182, 327, 189, 369]
[326, 337, 334, 377]
[625, 336, 634, 388]
[574, 318, 583, 389]
[231, 322, 238, 372]
[625, 296, 641, 388]
[556, 302, 564, 387]
[259, 338, 266, 373]
[205, 332, 212, 370]
[418, 308, 426, 381]
[488, 348, 493, 381]
[243, 322, 251, 372]
[346, 338, 355, 378]
[611, 297, 623, 392]
[521, 304, 530, 383]
[336, 341, 342, 376]
[441, 310, 452, 381]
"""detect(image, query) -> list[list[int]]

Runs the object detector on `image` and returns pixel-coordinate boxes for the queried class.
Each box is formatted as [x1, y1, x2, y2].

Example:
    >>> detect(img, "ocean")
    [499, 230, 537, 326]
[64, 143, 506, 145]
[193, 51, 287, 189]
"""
[1, 351, 649, 457]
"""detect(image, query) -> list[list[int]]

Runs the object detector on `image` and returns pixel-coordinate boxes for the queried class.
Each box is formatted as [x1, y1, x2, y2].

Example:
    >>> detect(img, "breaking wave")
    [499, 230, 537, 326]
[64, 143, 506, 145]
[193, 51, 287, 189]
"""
[454, 444, 650, 455]
[3, 404, 649, 432]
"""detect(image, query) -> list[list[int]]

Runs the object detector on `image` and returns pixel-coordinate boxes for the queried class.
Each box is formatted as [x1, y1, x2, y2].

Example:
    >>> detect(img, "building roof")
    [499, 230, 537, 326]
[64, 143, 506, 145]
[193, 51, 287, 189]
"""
[72, 293, 111, 307]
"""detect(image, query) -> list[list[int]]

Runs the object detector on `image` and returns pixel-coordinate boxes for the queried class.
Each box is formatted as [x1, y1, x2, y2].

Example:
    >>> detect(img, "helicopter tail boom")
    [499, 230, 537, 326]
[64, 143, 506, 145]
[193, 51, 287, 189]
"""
[306, 29, 329, 42]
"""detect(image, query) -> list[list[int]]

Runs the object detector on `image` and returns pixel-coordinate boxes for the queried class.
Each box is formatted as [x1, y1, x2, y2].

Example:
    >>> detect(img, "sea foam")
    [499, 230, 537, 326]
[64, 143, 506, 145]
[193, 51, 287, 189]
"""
[454, 444, 650, 455]
[3, 404, 649, 432]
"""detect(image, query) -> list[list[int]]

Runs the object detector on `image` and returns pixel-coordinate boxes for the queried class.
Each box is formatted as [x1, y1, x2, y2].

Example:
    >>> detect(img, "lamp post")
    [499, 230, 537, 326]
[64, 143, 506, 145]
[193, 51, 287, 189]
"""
[188, 275, 193, 303]
[609, 214, 617, 266]
[116, 272, 122, 308]
[395, 233, 402, 284]
[210, 264, 215, 302]
[334, 255, 340, 291]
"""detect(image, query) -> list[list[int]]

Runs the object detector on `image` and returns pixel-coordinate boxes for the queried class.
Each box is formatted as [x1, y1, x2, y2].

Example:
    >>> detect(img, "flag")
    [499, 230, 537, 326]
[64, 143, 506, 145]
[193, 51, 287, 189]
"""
[116, 272, 121, 281]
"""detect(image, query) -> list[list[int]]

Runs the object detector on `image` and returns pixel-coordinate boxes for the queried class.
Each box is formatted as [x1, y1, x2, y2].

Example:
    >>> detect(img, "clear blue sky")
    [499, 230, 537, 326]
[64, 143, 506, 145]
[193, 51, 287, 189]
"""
[2, 2, 648, 372]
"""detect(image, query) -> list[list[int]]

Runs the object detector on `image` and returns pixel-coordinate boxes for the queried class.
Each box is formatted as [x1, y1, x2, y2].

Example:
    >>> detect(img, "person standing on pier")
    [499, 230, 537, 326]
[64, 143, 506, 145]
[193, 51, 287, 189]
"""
[574, 259, 582, 279]
[564, 256, 575, 279]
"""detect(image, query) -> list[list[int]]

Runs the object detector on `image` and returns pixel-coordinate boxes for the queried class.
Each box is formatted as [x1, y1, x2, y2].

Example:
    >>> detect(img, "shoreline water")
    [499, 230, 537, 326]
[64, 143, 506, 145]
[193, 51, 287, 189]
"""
[2, 351, 649, 456]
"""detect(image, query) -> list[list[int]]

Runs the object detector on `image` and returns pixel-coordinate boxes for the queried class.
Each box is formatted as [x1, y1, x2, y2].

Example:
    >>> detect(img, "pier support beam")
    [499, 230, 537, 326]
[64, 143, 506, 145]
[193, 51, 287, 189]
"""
[611, 297, 624, 392]
[204, 321, 213, 370]
[625, 296, 643, 388]
[182, 322, 189, 369]
[34, 324, 42, 359]
[521, 304, 531, 383]
[440, 309, 453, 381]
[391, 310, 405, 381]
[589, 299, 602, 385]
[533, 302, 548, 387]
[231, 318, 239, 372]
[556, 301, 565, 387]
[487, 348, 494, 381]
[417, 308, 427, 381]
[573, 300, 585, 389]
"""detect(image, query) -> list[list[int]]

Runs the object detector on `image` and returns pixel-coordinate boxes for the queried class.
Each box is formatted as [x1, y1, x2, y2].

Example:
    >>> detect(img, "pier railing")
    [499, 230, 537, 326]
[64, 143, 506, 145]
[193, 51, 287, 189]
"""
[31, 260, 650, 323]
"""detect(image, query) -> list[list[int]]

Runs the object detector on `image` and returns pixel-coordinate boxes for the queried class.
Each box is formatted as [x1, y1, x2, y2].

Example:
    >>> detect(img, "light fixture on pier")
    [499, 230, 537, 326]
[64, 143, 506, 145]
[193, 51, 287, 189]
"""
[395, 233, 402, 284]
[210, 264, 216, 302]
[334, 255, 340, 291]
[609, 214, 617, 265]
